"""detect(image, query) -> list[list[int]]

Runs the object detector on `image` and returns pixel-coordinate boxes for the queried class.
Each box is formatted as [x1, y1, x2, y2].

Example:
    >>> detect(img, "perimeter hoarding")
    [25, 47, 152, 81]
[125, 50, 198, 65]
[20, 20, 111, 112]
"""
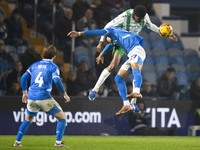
[0, 96, 198, 135]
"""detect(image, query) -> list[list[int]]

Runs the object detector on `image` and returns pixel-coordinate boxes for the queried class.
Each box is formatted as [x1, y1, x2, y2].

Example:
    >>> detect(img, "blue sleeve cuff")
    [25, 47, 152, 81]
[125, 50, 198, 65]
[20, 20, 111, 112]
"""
[21, 72, 31, 91]
[53, 77, 66, 94]
[102, 43, 114, 55]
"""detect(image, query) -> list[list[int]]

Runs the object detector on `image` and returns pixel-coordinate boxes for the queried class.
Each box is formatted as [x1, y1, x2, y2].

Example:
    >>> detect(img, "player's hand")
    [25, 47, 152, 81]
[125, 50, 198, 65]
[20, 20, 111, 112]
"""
[63, 92, 70, 103]
[67, 31, 79, 38]
[96, 53, 104, 64]
[97, 42, 104, 52]
[169, 34, 178, 41]
[22, 91, 28, 103]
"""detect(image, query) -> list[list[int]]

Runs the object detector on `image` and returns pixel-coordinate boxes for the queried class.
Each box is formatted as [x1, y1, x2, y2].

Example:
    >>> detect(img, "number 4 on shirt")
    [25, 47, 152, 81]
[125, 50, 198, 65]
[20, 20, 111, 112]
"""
[35, 72, 44, 87]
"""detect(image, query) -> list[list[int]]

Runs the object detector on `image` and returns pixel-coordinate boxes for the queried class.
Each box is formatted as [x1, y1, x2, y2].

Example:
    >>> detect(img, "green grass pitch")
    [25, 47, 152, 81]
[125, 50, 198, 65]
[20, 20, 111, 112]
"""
[0, 135, 200, 150]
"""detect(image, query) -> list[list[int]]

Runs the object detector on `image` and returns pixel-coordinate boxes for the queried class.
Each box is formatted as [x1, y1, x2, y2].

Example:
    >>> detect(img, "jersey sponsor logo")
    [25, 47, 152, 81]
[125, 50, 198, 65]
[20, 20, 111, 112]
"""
[13, 108, 102, 126]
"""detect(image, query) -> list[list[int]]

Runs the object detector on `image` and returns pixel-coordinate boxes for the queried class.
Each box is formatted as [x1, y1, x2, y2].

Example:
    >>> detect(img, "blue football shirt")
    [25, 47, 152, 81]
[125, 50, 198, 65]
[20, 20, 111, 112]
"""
[84, 27, 144, 54]
[26, 59, 60, 100]
[105, 28, 144, 54]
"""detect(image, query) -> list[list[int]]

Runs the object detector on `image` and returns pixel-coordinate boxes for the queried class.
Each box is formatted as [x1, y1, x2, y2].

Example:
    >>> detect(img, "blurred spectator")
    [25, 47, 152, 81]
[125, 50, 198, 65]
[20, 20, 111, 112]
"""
[0, 71, 7, 96]
[96, 84, 108, 98]
[66, 70, 82, 96]
[129, 0, 154, 15]
[126, 81, 133, 94]
[0, 11, 8, 42]
[129, 100, 150, 135]
[90, 0, 110, 28]
[101, 0, 125, 19]
[20, 47, 41, 73]
[189, 77, 200, 101]
[18, 0, 34, 28]
[54, 8, 73, 63]
[6, 61, 23, 89]
[129, 100, 175, 135]
[52, 78, 67, 96]
[156, 67, 180, 100]
[141, 80, 157, 97]
[38, 0, 63, 43]
[194, 108, 200, 125]
[6, 80, 22, 96]
[5, 8, 29, 47]
[76, 60, 97, 93]
[56, 62, 65, 81]
[0, 7, 6, 19]
[107, 81, 119, 97]
[77, 8, 97, 31]
[72, 0, 90, 21]
[0, 39, 13, 76]
[76, 8, 98, 47]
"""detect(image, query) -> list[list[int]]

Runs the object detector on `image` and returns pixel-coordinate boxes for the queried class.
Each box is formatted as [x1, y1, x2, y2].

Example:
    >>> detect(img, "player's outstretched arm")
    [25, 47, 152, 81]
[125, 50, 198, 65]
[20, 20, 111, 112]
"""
[67, 31, 84, 38]
[96, 43, 114, 64]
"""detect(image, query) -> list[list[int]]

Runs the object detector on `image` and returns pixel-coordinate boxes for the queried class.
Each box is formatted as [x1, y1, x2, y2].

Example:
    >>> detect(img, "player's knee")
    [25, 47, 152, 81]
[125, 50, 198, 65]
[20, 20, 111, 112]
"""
[107, 64, 117, 72]
[26, 116, 34, 123]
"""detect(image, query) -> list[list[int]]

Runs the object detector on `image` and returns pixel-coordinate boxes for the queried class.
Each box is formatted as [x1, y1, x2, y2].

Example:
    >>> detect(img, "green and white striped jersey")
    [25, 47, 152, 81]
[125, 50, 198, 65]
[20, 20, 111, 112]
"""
[100, 9, 159, 41]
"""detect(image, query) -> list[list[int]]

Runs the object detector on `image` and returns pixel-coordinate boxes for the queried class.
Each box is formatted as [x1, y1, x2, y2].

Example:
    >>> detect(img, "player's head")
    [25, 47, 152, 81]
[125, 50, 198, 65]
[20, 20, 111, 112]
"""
[42, 45, 57, 59]
[133, 5, 146, 23]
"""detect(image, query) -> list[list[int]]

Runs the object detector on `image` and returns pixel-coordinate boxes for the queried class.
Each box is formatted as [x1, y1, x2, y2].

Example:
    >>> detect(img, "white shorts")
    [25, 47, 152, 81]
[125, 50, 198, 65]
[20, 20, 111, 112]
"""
[120, 45, 146, 72]
[27, 98, 62, 116]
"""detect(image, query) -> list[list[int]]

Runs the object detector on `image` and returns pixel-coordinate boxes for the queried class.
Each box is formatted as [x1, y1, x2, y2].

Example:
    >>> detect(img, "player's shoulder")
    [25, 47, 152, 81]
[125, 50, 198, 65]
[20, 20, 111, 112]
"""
[119, 9, 133, 18]
[125, 9, 133, 14]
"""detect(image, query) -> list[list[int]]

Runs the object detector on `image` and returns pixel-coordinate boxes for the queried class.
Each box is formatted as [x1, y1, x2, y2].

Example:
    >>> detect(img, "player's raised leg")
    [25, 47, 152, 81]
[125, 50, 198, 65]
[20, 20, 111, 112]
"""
[88, 52, 122, 101]
[126, 51, 144, 99]
[126, 67, 143, 99]
[14, 115, 35, 147]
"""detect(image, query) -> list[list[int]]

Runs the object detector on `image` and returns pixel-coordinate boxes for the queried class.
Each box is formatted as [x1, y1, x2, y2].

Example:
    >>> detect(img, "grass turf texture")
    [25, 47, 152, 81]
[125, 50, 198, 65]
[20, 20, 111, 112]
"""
[0, 136, 200, 150]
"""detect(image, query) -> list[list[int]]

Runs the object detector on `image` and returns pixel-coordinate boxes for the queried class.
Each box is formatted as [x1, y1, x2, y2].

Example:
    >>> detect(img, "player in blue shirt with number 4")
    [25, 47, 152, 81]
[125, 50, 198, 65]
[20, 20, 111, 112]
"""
[14, 45, 70, 148]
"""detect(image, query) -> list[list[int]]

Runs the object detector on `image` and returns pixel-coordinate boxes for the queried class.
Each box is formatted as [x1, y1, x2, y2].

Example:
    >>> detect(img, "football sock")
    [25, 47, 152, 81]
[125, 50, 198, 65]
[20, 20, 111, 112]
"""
[132, 69, 142, 93]
[123, 100, 130, 105]
[115, 74, 128, 101]
[16, 120, 31, 142]
[93, 69, 111, 92]
[56, 119, 66, 141]
[131, 98, 137, 104]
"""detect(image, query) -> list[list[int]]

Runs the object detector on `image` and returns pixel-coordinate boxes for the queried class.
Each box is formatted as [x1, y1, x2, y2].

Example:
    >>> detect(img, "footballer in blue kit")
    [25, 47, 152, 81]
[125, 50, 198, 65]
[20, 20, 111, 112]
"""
[68, 27, 146, 116]
[14, 45, 70, 148]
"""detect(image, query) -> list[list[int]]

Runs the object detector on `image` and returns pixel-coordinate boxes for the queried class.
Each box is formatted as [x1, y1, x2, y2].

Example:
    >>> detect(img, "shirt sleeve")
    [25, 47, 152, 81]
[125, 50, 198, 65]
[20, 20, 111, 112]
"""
[84, 29, 109, 36]
[144, 13, 159, 33]
[52, 65, 60, 79]
[21, 72, 31, 91]
[102, 43, 114, 55]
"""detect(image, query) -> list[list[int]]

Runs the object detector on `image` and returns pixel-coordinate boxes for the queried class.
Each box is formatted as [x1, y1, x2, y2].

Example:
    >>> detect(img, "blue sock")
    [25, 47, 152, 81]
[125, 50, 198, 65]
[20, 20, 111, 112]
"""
[132, 69, 142, 88]
[115, 74, 128, 101]
[56, 119, 66, 141]
[16, 120, 31, 142]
